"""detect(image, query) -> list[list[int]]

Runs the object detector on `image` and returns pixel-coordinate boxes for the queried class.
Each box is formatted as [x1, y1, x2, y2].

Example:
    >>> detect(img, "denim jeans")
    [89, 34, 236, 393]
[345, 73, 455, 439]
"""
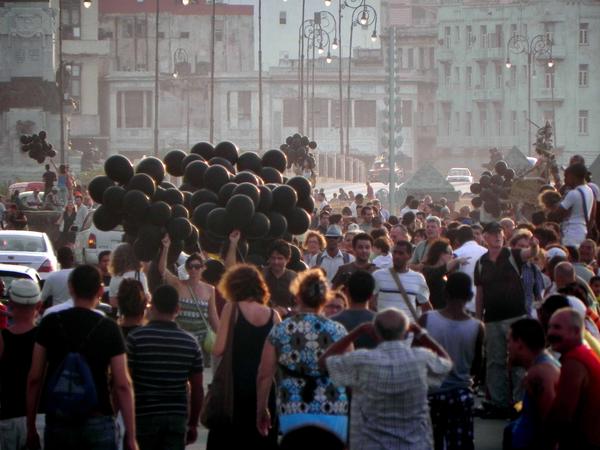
[0, 415, 45, 450]
[136, 414, 187, 450]
[45, 415, 117, 450]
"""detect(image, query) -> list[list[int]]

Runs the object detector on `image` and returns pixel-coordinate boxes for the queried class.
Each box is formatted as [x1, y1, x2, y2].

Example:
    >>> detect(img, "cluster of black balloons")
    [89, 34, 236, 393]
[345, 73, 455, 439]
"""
[90, 141, 315, 264]
[20, 131, 57, 163]
[280, 134, 317, 170]
[469, 160, 516, 218]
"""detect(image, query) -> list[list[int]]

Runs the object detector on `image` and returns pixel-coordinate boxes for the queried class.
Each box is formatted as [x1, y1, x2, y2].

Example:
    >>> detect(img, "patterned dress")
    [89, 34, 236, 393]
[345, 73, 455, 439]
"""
[268, 313, 349, 442]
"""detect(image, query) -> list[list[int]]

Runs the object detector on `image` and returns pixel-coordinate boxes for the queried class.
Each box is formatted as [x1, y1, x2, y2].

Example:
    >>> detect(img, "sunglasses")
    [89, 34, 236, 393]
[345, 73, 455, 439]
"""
[188, 264, 203, 270]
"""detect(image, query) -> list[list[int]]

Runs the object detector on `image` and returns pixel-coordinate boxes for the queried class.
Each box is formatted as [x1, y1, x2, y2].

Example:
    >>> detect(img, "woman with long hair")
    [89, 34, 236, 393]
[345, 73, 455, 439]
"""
[108, 242, 149, 308]
[256, 269, 349, 450]
[422, 238, 469, 310]
[206, 264, 280, 449]
[55, 201, 77, 247]
[159, 234, 218, 355]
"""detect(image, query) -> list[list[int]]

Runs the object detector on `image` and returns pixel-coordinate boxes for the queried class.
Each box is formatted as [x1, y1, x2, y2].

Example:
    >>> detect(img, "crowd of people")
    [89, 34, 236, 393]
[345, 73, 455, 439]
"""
[0, 154, 599, 450]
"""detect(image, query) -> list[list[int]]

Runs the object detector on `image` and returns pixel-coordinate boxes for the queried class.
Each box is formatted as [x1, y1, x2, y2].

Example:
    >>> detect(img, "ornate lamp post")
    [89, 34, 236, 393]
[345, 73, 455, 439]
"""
[173, 48, 192, 150]
[505, 34, 553, 156]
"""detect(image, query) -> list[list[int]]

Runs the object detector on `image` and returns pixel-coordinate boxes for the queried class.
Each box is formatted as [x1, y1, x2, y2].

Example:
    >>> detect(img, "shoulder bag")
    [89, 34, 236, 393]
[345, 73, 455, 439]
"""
[577, 187, 599, 241]
[200, 302, 238, 429]
[187, 285, 216, 354]
[388, 268, 419, 322]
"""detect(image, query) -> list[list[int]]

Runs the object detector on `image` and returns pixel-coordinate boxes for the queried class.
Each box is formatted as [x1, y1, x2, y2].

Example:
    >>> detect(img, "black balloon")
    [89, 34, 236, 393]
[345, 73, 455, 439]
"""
[103, 185, 126, 212]
[479, 174, 492, 188]
[182, 191, 192, 210]
[491, 174, 504, 185]
[236, 152, 262, 174]
[182, 153, 205, 171]
[482, 171, 492, 177]
[209, 157, 235, 174]
[469, 183, 482, 195]
[184, 160, 209, 189]
[289, 244, 301, 263]
[191, 189, 219, 209]
[504, 168, 515, 180]
[192, 202, 218, 230]
[152, 186, 167, 203]
[163, 149, 187, 177]
[245, 212, 270, 239]
[257, 185, 273, 213]
[88, 176, 115, 204]
[160, 181, 177, 190]
[246, 254, 266, 267]
[206, 207, 229, 238]
[184, 226, 201, 254]
[272, 185, 297, 214]
[136, 157, 165, 183]
[214, 141, 239, 165]
[148, 201, 172, 227]
[233, 171, 259, 185]
[471, 197, 483, 208]
[190, 141, 215, 160]
[105, 154, 134, 184]
[494, 160, 508, 176]
[267, 212, 287, 238]
[261, 167, 283, 184]
[287, 259, 308, 272]
[123, 190, 150, 218]
[297, 195, 315, 214]
[133, 238, 158, 262]
[163, 188, 184, 206]
[203, 165, 231, 193]
[225, 194, 255, 229]
[138, 224, 163, 247]
[285, 207, 311, 235]
[93, 205, 122, 231]
[286, 176, 311, 200]
[232, 183, 260, 208]
[262, 149, 287, 173]
[167, 217, 193, 240]
[218, 182, 237, 206]
[126, 173, 156, 197]
[171, 204, 189, 219]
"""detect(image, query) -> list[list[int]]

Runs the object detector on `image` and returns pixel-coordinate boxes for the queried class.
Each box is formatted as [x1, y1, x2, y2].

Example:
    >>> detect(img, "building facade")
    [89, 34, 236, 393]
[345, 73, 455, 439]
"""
[435, 0, 600, 173]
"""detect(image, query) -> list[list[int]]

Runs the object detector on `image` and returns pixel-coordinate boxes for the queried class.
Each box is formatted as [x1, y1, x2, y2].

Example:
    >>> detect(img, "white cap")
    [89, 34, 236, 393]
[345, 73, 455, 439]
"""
[8, 279, 41, 305]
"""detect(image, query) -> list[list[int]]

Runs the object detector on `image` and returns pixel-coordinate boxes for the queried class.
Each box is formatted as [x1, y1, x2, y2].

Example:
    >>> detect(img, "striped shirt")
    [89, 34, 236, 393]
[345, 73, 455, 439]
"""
[127, 320, 203, 417]
[373, 268, 430, 320]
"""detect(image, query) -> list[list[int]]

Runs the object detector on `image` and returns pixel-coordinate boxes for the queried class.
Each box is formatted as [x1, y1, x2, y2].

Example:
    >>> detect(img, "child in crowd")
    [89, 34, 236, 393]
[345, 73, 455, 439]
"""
[372, 237, 393, 269]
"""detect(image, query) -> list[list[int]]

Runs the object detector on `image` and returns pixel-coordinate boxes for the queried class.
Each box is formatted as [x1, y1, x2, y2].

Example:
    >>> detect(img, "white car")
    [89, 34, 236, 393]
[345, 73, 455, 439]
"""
[0, 263, 42, 297]
[0, 231, 57, 280]
[74, 211, 124, 264]
[446, 168, 474, 184]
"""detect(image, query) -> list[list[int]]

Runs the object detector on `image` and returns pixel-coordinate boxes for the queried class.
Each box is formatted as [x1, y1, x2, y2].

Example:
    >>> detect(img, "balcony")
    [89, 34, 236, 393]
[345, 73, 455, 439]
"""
[533, 87, 564, 104]
[63, 39, 110, 57]
[472, 87, 504, 103]
[436, 47, 453, 62]
[472, 47, 504, 61]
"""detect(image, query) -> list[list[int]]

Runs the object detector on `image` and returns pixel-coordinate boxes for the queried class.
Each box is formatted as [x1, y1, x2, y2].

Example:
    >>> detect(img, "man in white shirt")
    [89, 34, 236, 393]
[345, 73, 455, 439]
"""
[349, 193, 364, 217]
[453, 225, 488, 312]
[373, 240, 433, 321]
[72, 194, 89, 231]
[554, 164, 594, 247]
[310, 225, 354, 282]
[40, 246, 75, 307]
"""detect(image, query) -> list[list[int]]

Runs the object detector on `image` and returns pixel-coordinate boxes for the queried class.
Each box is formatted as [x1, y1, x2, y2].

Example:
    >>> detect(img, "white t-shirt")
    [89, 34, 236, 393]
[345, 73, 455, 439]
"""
[373, 268, 430, 320]
[41, 268, 74, 306]
[453, 240, 488, 312]
[108, 270, 150, 299]
[399, 207, 419, 218]
[309, 251, 355, 282]
[372, 254, 393, 269]
[560, 184, 594, 247]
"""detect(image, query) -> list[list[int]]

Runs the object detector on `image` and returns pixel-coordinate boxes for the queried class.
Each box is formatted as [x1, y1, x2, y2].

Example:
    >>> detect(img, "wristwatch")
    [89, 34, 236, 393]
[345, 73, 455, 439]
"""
[414, 328, 428, 340]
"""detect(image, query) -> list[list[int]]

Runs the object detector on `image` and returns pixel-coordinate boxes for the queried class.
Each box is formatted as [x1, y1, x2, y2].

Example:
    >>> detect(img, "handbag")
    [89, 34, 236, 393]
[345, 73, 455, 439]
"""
[577, 187, 599, 241]
[187, 285, 216, 354]
[388, 268, 420, 322]
[200, 302, 238, 429]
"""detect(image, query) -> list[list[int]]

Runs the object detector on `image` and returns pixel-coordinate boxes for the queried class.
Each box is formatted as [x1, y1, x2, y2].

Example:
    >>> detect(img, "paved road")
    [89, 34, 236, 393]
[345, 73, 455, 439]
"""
[317, 180, 472, 201]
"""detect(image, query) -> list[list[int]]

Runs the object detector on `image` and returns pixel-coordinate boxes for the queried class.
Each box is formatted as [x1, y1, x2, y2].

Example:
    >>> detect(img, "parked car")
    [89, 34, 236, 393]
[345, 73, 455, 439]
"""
[0, 231, 57, 280]
[0, 263, 42, 301]
[74, 211, 124, 264]
[368, 158, 404, 183]
[446, 168, 474, 184]
[9, 181, 45, 198]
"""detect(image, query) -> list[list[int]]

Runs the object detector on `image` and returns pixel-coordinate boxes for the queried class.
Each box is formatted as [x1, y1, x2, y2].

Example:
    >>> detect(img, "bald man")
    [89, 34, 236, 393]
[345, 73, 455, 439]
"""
[546, 308, 600, 449]
[320, 309, 452, 450]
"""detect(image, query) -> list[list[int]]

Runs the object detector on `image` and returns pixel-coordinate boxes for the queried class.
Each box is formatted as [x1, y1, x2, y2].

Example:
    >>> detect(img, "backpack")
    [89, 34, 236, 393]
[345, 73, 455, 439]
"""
[45, 314, 105, 420]
[315, 251, 351, 267]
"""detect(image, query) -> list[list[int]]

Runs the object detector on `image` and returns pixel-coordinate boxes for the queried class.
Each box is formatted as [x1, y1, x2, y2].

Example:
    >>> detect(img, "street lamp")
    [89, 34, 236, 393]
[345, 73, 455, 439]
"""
[83, 0, 92, 9]
[324, 0, 332, 6]
[506, 34, 553, 155]
[173, 48, 192, 150]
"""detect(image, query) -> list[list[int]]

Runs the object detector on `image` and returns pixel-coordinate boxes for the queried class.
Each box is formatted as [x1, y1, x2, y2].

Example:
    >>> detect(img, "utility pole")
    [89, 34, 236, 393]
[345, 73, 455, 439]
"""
[153, 0, 160, 156]
[385, 26, 401, 214]
[258, 0, 263, 151]
[58, 0, 65, 164]
[209, 0, 216, 142]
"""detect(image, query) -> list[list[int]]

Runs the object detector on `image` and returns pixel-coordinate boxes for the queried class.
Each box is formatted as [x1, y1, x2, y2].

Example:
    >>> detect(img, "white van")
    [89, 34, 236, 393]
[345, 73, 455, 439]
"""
[74, 210, 124, 264]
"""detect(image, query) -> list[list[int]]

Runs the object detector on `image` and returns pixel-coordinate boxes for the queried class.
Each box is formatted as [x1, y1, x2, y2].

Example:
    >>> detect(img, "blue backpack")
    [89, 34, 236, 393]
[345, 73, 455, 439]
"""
[45, 315, 104, 420]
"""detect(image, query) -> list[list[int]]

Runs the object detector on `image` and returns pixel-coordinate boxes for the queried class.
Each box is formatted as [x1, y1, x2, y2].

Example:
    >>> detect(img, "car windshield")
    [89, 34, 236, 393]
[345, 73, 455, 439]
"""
[0, 235, 46, 252]
[448, 169, 469, 176]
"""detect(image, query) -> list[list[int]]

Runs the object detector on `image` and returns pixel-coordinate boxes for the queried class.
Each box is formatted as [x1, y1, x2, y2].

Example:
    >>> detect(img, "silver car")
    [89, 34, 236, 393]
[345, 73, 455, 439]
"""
[0, 231, 57, 280]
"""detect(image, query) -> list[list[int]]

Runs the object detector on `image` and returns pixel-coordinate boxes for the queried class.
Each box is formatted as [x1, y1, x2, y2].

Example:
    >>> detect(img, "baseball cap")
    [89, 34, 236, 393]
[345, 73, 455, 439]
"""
[8, 279, 41, 305]
[483, 221, 503, 234]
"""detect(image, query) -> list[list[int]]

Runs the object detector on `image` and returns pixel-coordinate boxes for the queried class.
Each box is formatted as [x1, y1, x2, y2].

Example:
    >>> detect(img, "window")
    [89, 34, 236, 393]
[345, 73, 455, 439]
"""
[495, 108, 502, 135]
[466, 25, 473, 49]
[215, 19, 224, 42]
[454, 66, 460, 84]
[544, 70, 554, 89]
[180, 31, 190, 39]
[313, 99, 329, 128]
[397, 48, 403, 69]
[117, 91, 153, 128]
[511, 111, 517, 135]
[479, 25, 487, 48]
[407, 48, 414, 69]
[454, 111, 460, 133]
[429, 47, 435, 68]
[495, 64, 502, 88]
[283, 98, 298, 127]
[135, 19, 146, 38]
[480, 108, 487, 136]
[579, 110, 588, 134]
[494, 24, 503, 48]
[121, 18, 133, 38]
[579, 64, 589, 87]
[479, 63, 486, 88]
[419, 47, 425, 69]
[279, 11, 287, 25]
[355, 100, 376, 127]
[466, 111, 472, 136]
[238, 91, 251, 126]
[454, 25, 460, 43]
[62, 0, 81, 39]
[444, 65, 451, 86]
[444, 26, 451, 48]
[332, 100, 351, 128]
[443, 111, 451, 136]
[401, 100, 412, 126]
[544, 23, 554, 44]
[67, 63, 81, 112]
[466, 66, 472, 88]
[510, 24, 517, 37]
[579, 23, 588, 45]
